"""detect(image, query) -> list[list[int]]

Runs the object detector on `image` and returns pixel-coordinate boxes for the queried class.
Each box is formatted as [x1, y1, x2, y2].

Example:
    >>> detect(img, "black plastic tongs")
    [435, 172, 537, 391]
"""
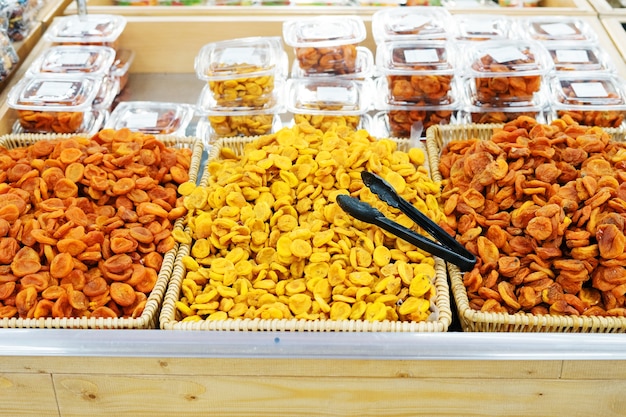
[336, 171, 477, 272]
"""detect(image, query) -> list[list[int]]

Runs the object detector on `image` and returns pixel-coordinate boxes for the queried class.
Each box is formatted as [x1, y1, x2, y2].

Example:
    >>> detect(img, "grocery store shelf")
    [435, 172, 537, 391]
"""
[2, 329, 626, 360]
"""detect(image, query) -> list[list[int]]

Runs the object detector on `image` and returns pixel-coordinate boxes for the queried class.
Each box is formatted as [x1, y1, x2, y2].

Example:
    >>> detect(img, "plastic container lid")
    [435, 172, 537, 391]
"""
[7, 74, 102, 112]
[549, 73, 626, 109]
[45, 14, 127, 45]
[371, 7, 451, 44]
[290, 46, 374, 79]
[282, 15, 366, 48]
[285, 78, 373, 116]
[195, 36, 287, 81]
[544, 42, 614, 74]
[105, 101, 195, 135]
[463, 40, 552, 77]
[376, 40, 455, 75]
[452, 14, 513, 42]
[27, 45, 117, 77]
[520, 17, 597, 43]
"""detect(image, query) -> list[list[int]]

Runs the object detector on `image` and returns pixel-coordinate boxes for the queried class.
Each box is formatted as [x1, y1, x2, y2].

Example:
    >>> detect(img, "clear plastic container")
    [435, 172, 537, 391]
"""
[463, 40, 552, 104]
[286, 78, 373, 131]
[27, 45, 117, 77]
[283, 15, 366, 76]
[4, 0, 36, 42]
[544, 42, 614, 74]
[376, 40, 456, 105]
[290, 46, 374, 80]
[105, 101, 195, 135]
[196, 78, 284, 113]
[371, 7, 452, 44]
[195, 36, 287, 108]
[520, 17, 597, 43]
[7, 75, 102, 134]
[92, 75, 120, 111]
[549, 73, 626, 128]
[12, 109, 107, 136]
[45, 14, 127, 49]
[460, 82, 547, 124]
[110, 48, 135, 92]
[196, 105, 283, 142]
[0, 32, 19, 82]
[452, 14, 513, 42]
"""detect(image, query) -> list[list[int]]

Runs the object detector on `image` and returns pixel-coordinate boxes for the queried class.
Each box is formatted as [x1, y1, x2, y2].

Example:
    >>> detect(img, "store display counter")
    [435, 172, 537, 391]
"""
[2, 8, 626, 417]
[63, 0, 597, 15]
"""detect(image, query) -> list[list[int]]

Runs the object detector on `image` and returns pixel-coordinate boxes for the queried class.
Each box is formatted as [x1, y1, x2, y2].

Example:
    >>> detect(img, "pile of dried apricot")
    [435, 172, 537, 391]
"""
[439, 116, 626, 317]
[0, 128, 192, 320]
[175, 123, 444, 323]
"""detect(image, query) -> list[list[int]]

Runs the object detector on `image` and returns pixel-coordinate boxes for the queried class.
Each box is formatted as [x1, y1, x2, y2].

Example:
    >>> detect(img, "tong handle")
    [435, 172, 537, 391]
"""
[337, 195, 476, 272]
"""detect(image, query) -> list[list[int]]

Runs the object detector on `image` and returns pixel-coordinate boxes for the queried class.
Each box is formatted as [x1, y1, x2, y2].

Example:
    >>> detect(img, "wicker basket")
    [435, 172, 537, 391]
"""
[427, 123, 626, 333]
[0, 132, 204, 329]
[159, 135, 453, 332]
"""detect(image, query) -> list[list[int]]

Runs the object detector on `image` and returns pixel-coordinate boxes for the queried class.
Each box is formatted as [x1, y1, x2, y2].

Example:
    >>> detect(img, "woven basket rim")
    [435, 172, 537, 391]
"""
[160, 134, 452, 332]
[0, 133, 204, 329]
[427, 122, 626, 333]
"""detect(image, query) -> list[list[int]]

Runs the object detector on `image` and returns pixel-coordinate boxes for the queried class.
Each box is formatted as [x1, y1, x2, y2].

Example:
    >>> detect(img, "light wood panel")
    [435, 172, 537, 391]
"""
[0, 373, 59, 417]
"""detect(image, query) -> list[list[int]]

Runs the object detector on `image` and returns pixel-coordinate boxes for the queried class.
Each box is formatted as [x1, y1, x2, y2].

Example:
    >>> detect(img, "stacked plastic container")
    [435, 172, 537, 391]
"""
[522, 16, 626, 129]
[282, 15, 374, 132]
[7, 14, 133, 134]
[195, 36, 287, 144]
[372, 7, 458, 138]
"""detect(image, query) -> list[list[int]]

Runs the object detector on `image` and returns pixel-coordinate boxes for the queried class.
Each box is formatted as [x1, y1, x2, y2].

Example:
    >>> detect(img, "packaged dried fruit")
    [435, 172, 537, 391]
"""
[196, 78, 284, 112]
[195, 36, 287, 108]
[0, 31, 18, 82]
[290, 46, 373, 80]
[544, 42, 615, 74]
[105, 101, 195, 135]
[45, 14, 127, 49]
[452, 14, 513, 43]
[91, 75, 119, 111]
[376, 40, 456, 105]
[462, 40, 552, 104]
[520, 16, 597, 43]
[27, 45, 117, 77]
[110, 48, 135, 92]
[196, 104, 282, 143]
[285, 78, 373, 131]
[371, 7, 451, 44]
[283, 15, 366, 76]
[12, 109, 106, 135]
[548, 73, 626, 128]
[7, 74, 102, 134]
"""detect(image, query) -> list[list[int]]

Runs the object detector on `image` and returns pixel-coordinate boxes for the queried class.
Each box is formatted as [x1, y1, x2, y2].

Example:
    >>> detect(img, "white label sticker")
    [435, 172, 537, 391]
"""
[403, 49, 439, 63]
[317, 86, 348, 102]
[57, 52, 93, 66]
[464, 22, 492, 35]
[571, 82, 608, 98]
[126, 112, 159, 128]
[540, 23, 577, 36]
[486, 46, 527, 63]
[37, 81, 75, 98]
[394, 15, 430, 32]
[302, 23, 347, 40]
[64, 21, 101, 36]
[220, 47, 260, 66]
[555, 49, 590, 63]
